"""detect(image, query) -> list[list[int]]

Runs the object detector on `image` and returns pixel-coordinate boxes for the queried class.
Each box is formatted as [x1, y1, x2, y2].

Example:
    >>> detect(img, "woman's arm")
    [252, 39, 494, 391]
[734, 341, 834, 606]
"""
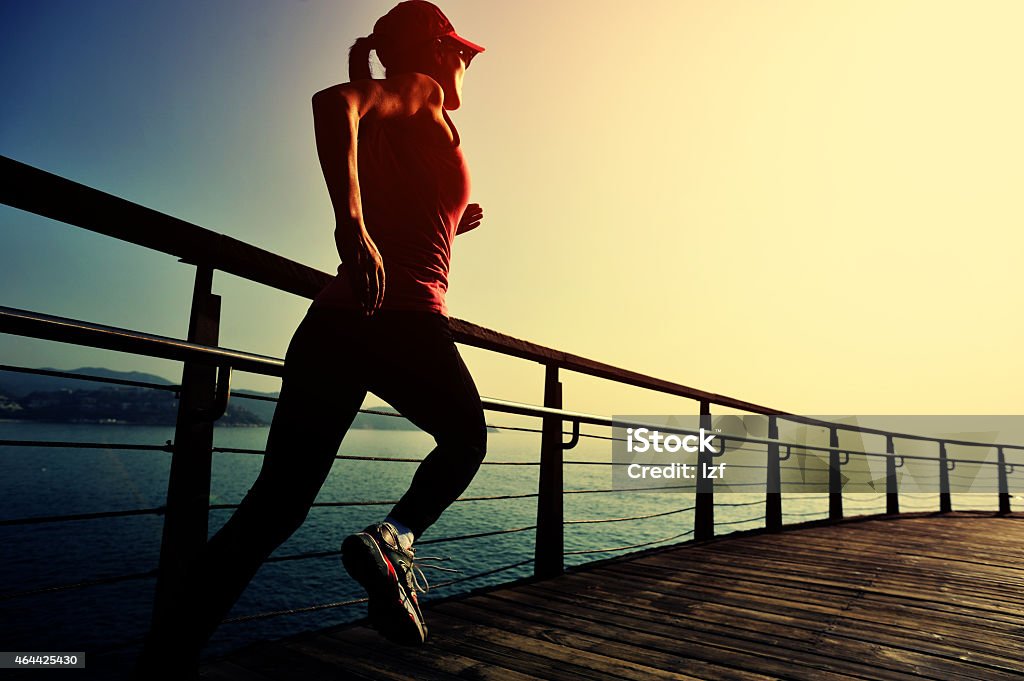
[456, 203, 484, 235]
[311, 74, 444, 315]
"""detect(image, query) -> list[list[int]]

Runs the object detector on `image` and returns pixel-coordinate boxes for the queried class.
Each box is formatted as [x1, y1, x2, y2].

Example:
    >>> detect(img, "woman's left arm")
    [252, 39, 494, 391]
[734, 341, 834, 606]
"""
[456, 203, 484, 235]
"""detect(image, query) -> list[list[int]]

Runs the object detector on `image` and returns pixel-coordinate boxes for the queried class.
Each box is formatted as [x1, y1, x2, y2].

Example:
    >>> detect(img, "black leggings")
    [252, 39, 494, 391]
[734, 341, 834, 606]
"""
[160, 306, 487, 657]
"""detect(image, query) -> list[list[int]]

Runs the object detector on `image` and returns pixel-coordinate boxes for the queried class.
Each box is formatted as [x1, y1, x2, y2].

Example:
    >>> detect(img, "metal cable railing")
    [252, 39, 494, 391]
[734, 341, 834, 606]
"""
[208, 492, 541, 513]
[0, 439, 173, 451]
[564, 505, 695, 525]
[0, 436, 544, 463]
[0, 385, 1017, 636]
[222, 556, 537, 625]
[564, 484, 696, 494]
[210, 448, 543, 466]
[0, 507, 166, 527]
[843, 494, 887, 503]
[0, 569, 160, 602]
[221, 597, 368, 624]
[715, 515, 768, 527]
[782, 510, 831, 518]
[716, 499, 767, 508]
[0, 446, 933, 610]
[564, 530, 696, 556]
[4, 350, 1018, 477]
[0, 483, 899, 604]
[416, 524, 537, 546]
[0, 523, 540, 604]
[0, 362, 555, 440]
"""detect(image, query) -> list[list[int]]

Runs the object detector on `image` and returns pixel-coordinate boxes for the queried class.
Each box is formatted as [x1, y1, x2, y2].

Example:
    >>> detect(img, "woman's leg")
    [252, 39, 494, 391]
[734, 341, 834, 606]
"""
[192, 311, 368, 643]
[337, 311, 485, 646]
[137, 309, 367, 671]
[364, 312, 487, 538]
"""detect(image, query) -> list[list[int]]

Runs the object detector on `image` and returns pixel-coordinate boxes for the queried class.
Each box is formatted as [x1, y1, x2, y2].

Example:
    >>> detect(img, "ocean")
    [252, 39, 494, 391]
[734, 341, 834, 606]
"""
[0, 420, 980, 679]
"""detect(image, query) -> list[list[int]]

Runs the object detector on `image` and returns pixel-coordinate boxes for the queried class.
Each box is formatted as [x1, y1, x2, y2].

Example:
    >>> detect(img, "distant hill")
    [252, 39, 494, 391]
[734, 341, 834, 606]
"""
[0, 367, 174, 398]
[0, 367, 419, 429]
[231, 391, 419, 430]
[12, 386, 263, 426]
[0, 388, 24, 418]
[351, 405, 423, 431]
[226, 390, 279, 423]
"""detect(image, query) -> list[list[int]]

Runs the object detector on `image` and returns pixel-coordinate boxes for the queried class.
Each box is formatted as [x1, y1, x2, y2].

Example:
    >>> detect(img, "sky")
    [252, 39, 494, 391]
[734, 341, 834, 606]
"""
[2, 0, 1022, 419]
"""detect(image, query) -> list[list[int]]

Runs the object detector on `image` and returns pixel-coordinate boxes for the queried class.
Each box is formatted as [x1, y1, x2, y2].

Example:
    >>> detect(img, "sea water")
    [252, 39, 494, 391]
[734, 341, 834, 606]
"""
[0, 420, 946, 679]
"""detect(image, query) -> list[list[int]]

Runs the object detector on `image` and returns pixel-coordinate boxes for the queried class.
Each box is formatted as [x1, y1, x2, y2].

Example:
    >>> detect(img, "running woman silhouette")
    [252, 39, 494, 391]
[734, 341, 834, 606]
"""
[135, 2, 486, 676]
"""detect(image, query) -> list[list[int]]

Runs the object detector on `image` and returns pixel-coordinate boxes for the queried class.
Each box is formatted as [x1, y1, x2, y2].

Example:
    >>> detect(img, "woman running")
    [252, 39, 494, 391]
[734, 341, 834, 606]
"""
[136, 1, 486, 675]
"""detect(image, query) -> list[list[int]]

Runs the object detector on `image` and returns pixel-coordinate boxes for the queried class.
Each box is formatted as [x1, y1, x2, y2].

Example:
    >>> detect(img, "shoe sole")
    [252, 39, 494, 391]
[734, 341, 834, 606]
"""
[341, 532, 427, 645]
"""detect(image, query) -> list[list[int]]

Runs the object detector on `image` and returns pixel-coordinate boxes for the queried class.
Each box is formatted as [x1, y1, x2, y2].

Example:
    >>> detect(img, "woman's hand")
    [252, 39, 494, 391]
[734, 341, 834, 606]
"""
[457, 203, 484, 234]
[337, 225, 385, 316]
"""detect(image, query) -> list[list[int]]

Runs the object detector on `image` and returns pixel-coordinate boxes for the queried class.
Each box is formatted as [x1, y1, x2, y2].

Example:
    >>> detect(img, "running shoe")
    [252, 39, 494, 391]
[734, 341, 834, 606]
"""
[341, 522, 433, 645]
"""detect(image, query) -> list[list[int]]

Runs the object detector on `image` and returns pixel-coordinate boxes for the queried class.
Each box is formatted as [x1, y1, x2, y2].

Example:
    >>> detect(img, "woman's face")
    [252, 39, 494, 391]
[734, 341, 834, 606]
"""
[432, 41, 470, 110]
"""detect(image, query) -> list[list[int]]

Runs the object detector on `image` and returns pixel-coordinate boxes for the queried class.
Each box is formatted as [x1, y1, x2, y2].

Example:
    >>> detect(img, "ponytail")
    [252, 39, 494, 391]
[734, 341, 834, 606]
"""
[348, 35, 375, 81]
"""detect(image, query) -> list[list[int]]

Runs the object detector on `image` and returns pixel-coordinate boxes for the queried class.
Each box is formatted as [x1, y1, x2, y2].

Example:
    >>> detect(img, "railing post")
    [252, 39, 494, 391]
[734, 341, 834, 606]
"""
[149, 265, 220, 645]
[939, 441, 952, 513]
[886, 435, 900, 515]
[828, 426, 843, 521]
[534, 363, 563, 578]
[997, 447, 1011, 515]
[694, 400, 714, 541]
[765, 415, 782, 531]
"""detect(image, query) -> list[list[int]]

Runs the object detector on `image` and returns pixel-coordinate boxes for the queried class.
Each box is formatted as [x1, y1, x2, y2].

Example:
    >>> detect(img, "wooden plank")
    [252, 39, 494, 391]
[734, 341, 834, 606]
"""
[323, 626, 547, 681]
[598, 548, 1024, 643]
[472, 587, 920, 681]
[526, 578, 1022, 681]
[220, 639, 389, 681]
[541, 564, 1024, 661]
[710, 530, 1024, 585]
[645, 545, 1024, 609]
[428, 602, 700, 679]
[198, 659, 280, 681]
[281, 635, 464, 681]
[708, 542, 1024, 590]
[596, 558, 1024, 632]
[524, 573, 1024, 675]
[435, 596, 782, 681]
[411, 612, 630, 681]
[636, 547, 1024, 619]
[200, 515, 1024, 680]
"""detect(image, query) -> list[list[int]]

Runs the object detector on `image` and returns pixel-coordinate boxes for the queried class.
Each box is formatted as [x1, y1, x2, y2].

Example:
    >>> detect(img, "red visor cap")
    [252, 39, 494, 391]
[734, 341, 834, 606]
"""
[375, 1, 485, 55]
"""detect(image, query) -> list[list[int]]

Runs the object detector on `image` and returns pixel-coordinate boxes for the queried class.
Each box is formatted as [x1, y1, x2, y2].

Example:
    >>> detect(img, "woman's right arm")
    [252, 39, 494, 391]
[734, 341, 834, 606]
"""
[311, 75, 443, 315]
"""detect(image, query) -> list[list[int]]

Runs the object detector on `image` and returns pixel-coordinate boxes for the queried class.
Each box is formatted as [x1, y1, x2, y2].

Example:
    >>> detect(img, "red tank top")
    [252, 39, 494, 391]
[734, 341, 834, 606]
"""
[312, 111, 471, 317]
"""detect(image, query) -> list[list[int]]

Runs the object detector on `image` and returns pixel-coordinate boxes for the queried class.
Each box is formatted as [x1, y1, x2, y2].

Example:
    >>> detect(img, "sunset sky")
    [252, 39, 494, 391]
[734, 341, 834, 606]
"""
[2, 0, 1021, 419]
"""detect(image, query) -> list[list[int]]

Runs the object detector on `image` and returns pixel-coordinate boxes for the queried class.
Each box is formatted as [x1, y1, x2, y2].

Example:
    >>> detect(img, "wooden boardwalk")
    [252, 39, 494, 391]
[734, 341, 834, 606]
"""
[200, 512, 1024, 680]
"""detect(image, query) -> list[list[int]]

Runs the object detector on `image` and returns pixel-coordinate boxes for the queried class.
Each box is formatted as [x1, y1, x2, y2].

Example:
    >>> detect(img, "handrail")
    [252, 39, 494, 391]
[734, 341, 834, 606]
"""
[4, 305, 1023, 458]
[0, 305, 284, 376]
[0, 156, 328, 300]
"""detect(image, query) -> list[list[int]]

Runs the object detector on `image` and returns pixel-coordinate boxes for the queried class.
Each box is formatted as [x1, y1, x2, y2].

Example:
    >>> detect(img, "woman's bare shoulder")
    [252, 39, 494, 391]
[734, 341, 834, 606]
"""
[313, 74, 442, 120]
